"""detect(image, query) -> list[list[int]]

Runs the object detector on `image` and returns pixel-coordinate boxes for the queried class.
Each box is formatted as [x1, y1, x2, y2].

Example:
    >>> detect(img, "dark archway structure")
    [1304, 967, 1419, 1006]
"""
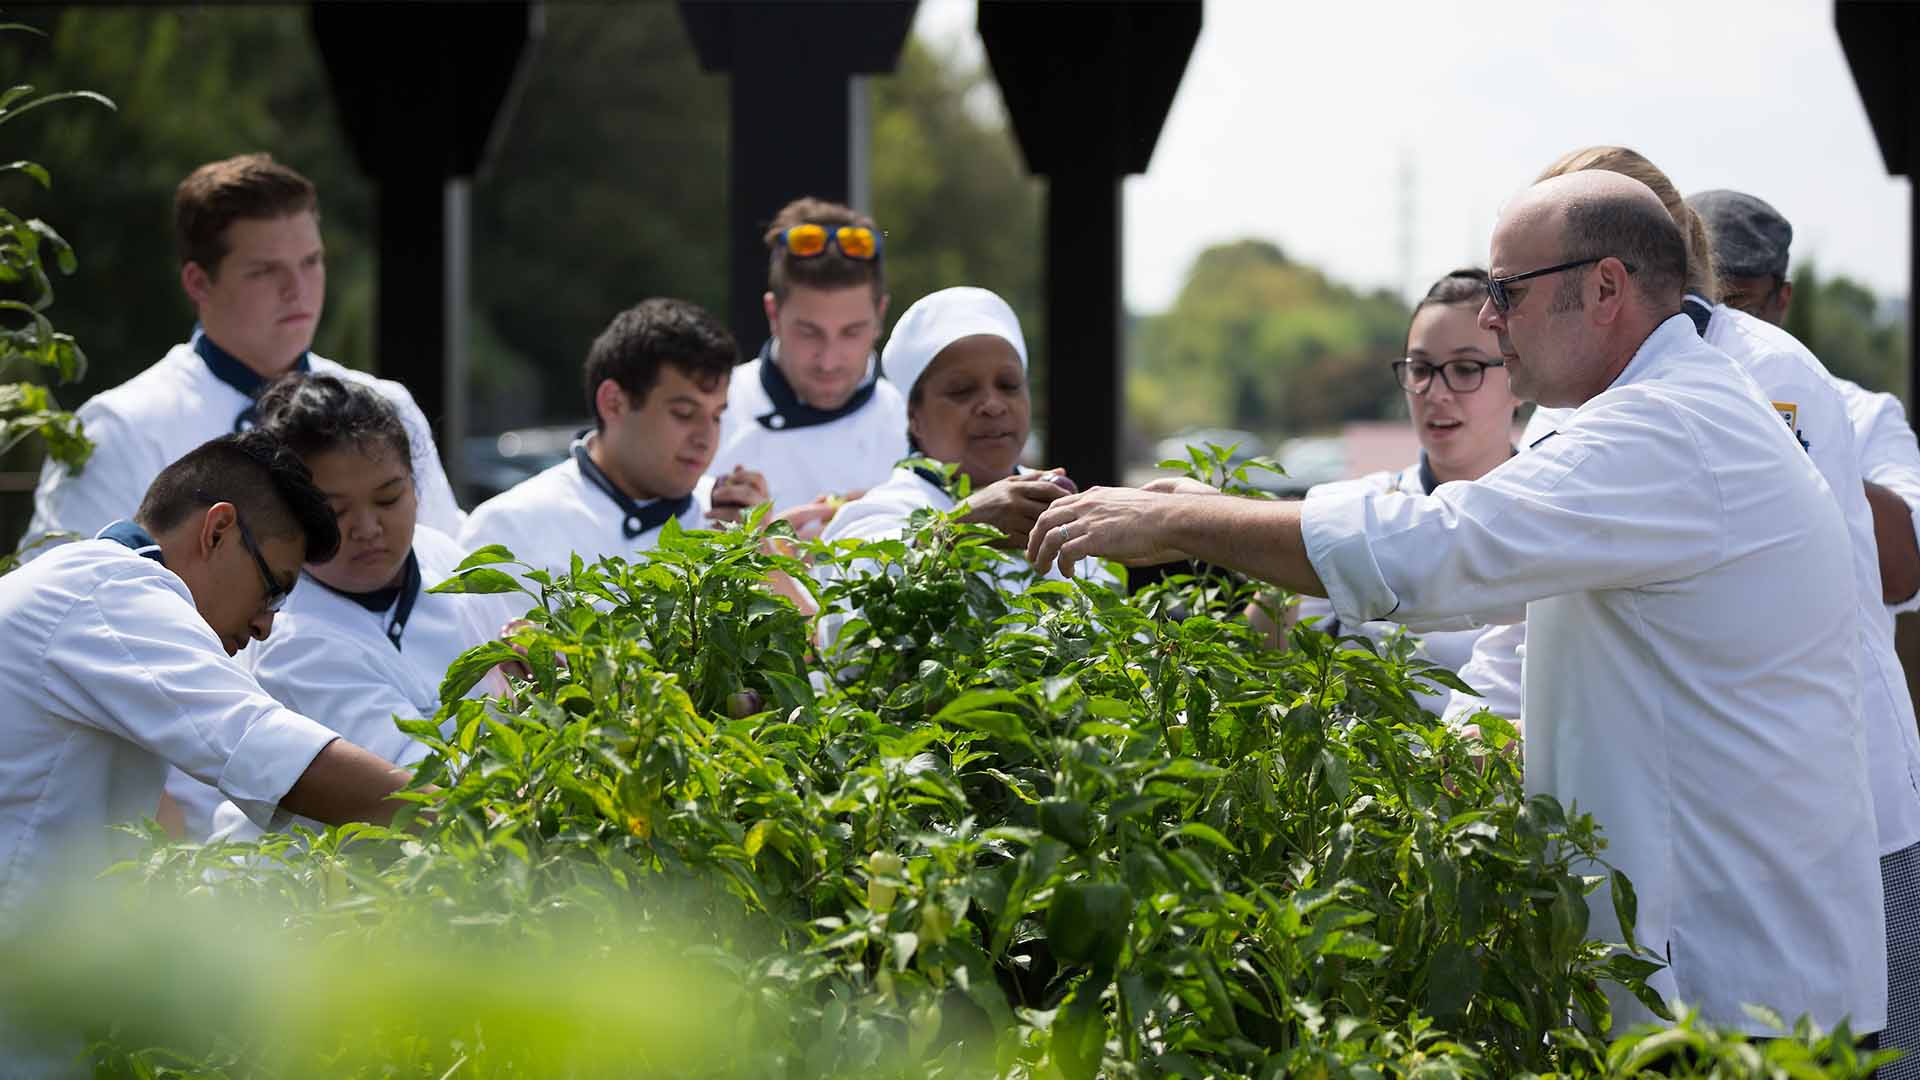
[1837, 0, 1919, 396]
[678, 0, 917, 357]
[312, 1, 541, 490]
[1834, 0, 1920, 712]
[980, 0, 1200, 488]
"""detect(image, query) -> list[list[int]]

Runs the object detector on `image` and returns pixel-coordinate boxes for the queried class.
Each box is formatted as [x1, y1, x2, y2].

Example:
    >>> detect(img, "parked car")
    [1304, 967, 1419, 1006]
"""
[459, 423, 579, 505]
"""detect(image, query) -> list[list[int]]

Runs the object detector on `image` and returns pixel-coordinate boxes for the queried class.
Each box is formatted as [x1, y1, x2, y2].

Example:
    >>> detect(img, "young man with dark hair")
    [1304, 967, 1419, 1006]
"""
[0, 431, 419, 920]
[460, 298, 755, 578]
[20, 152, 464, 559]
[706, 196, 908, 512]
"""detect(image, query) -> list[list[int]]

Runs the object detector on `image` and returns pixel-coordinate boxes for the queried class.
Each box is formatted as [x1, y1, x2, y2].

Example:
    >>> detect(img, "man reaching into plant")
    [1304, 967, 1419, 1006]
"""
[1028, 171, 1888, 1040]
[19, 153, 464, 559]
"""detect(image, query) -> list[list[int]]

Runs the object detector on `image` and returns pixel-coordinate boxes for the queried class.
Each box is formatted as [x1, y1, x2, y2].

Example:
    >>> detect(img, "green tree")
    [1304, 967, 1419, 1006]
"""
[1129, 239, 1408, 442]
[0, 7, 377, 397]
[870, 36, 1042, 400]
[1783, 259, 1908, 399]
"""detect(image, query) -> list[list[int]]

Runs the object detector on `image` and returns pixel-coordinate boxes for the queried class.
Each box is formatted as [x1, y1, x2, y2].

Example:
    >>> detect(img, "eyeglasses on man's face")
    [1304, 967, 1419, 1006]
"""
[233, 511, 293, 614]
[1392, 356, 1505, 395]
[1487, 255, 1638, 314]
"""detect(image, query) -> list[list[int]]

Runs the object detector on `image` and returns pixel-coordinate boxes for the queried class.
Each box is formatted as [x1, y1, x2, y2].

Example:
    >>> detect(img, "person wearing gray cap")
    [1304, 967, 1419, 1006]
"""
[1690, 187, 1920, 611]
[1689, 189, 1794, 325]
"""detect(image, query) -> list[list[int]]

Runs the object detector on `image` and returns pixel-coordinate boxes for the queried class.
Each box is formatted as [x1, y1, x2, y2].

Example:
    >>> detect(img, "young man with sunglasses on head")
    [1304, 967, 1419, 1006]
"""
[706, 197, 908, 516]
[19, 153, 464, 563]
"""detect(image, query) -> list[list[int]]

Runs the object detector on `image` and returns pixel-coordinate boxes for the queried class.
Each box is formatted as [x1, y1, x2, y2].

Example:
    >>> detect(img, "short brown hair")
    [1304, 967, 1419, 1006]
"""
[763, 196, 885, 303]
[175, 153, 318, 276]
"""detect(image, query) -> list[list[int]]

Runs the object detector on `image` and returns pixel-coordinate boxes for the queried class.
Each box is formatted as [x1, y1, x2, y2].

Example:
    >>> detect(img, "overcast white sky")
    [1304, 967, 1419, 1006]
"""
[912, 0, 1911, 313]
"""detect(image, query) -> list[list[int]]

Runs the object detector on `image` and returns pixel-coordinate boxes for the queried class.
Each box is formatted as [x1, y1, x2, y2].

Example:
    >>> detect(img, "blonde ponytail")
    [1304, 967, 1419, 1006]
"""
[1537, 146, 1717, 302]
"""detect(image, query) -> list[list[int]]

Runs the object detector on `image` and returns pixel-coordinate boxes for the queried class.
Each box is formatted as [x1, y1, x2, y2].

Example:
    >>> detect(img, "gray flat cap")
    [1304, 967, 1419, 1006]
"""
[1687, 189, 1793, 280]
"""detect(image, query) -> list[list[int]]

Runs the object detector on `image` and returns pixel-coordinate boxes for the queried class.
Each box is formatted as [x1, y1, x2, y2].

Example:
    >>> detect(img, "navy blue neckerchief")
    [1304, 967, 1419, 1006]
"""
[1416, 447, 1513, 492]
[754, 339, 879, 431]
[910, 463, 952, 495]
[192, 326, 311, 431]
[308, 550, 422, 652]
[97, 520, 165, 565]
[1417, 452, 1439, 496]
[571, 435, 692, 539]
[1681, 295, 1714, 337]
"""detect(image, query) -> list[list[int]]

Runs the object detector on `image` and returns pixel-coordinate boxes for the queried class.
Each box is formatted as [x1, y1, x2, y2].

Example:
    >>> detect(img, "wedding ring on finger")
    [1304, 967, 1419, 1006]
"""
[1052, 522, 1074, 545]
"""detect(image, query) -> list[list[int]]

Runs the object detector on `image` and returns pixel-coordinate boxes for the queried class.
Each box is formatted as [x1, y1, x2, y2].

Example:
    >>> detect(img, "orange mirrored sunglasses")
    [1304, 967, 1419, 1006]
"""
[777, 223, 882, 261]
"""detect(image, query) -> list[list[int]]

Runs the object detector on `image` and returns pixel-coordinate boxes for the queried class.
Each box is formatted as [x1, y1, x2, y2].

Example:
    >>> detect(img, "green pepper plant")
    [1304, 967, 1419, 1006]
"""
[23, 453, 1891, 1079]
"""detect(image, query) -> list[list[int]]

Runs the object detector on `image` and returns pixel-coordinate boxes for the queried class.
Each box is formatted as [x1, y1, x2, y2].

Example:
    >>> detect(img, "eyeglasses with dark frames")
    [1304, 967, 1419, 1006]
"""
[233, 511, 293, 614]
[1488, 255, 1638, 313]
[1392, 357, 1506, 395]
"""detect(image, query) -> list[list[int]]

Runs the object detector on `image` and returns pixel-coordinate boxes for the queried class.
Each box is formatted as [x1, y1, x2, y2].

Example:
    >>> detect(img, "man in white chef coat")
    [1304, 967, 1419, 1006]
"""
[1027, 171, 1887, 1036]
[704, 196, 908, 512]
[461, 297, 761, 579]
[0, 430, 422, 923]
[19, 153, 463, 560]
[1690, 187, 1920, 609]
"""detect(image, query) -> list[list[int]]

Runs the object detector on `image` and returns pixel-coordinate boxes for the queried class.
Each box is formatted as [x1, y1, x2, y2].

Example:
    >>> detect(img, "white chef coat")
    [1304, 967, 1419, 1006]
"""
[1838, 378, 1920, 615]
[21, 334, 465, 558]
[1303, 314, 1886, 1033]
[183, 526, 524, 842]
[0, 536, 339, 919]
[709, 344, 909, 512]
[1443, 305, 1920, 864]
[459, 432, 715, 583]
[1295, 460, 1494, 716]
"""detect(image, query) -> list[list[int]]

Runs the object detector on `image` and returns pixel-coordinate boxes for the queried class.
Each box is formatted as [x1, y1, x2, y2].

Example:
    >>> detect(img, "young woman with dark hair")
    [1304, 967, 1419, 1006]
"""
[1286, 268, 1522, 714]
[175, 374, 522, 841]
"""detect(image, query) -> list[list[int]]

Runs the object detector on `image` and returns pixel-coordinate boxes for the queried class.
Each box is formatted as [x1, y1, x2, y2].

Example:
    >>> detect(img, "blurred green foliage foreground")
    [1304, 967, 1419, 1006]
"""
[0, 454, 1897, 1078]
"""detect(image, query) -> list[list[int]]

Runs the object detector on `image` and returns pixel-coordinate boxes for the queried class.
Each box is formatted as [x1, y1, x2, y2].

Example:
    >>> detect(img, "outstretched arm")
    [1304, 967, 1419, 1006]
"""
[1027, 487, 1326, 596]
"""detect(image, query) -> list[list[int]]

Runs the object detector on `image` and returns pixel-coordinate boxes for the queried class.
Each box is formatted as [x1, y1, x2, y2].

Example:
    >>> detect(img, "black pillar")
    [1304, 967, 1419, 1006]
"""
[311, 1, 539, 467]
[1044, 173, 1123, 492]
[1836, 0, 1920, 401]
[679, 1, 917, 356]
[979, 1, 1200, 488]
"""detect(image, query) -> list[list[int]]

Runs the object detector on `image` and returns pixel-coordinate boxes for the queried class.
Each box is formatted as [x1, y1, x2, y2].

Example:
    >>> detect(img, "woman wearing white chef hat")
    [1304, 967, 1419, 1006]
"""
[820, 287, 1082, 556]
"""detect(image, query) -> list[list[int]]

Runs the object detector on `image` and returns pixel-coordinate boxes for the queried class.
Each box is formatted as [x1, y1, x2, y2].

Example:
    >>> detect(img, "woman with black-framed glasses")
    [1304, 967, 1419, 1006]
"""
[1280, 268, 1522, 714]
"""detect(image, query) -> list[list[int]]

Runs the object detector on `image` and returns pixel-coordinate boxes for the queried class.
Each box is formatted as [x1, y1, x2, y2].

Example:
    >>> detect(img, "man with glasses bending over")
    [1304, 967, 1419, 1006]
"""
[705, 197, 908, 515]
[0, 432, 422, 918]
[1027, 171, 1887, 1039]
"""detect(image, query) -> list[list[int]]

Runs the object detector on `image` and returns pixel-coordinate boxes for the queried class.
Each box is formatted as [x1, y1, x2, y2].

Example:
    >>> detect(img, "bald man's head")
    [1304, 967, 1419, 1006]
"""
[1483, 171, 1689, 408]
[1500, 171, 1689, 309]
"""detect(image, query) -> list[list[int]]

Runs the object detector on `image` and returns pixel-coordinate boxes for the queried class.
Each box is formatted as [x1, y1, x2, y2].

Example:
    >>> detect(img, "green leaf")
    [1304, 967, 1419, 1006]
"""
[1168, 821, 1239, 854]
[0, 160, 48, 188]
[1424, 942, 1480, 1018]
[430, 566, 529, 596]
[438, 640, 523, 702]
[1610, 868, 1641, 954]
[454, 544, 521, 571]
